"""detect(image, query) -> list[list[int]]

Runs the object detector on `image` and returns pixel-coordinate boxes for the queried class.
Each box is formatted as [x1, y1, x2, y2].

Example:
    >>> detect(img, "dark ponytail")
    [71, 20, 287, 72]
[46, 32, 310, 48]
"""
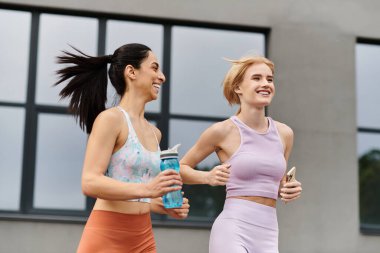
[55, 43, 151, 134]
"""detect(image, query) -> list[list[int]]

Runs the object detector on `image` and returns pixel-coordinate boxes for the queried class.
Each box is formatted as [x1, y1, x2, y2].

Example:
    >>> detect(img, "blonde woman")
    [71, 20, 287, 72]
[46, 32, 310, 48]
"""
[180, 56, 302, 252]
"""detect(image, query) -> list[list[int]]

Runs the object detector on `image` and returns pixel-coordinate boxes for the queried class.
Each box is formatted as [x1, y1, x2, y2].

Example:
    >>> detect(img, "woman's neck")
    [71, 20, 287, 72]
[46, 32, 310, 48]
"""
[119, 93, 146, 119]
[237, 106, 267, 130]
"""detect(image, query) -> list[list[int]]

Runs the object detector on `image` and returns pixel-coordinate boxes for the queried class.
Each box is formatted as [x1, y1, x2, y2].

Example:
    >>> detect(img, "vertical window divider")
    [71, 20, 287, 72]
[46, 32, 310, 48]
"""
[159, 24, 172, 151]
[20, 11, 40, 213]
[155, 24, 172, 222]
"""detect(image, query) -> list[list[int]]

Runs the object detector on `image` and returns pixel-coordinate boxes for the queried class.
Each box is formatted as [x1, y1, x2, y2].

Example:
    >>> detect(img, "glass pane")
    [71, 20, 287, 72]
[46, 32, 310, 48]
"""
[0, 9, 31, 103]
[34, 113, 87, 210]
[0, 107, 25, 210]
[357, 132, 380, 157]
[36, 14, 98, 106]
[358, 132, 380, 226]
[170, 26, 265, 117]
[106, 20, 164, 112]
[169, 119, 225, 221]
[356, 44, 380, 128]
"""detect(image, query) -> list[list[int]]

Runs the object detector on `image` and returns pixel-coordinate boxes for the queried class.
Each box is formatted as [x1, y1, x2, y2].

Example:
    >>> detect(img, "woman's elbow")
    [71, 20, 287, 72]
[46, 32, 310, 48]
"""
[81, 175, 97, 197]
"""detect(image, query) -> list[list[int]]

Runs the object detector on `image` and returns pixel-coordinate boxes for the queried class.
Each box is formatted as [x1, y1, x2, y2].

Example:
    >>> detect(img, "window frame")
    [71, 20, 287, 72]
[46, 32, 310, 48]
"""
[0, 3, 269, 227]
[356, 38, 380, 235]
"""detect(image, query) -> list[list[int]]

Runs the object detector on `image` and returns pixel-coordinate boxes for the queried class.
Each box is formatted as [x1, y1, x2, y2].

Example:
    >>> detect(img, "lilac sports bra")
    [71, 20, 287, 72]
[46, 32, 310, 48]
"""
[105, 107, 161, 203]
[226, 116, 286, 200]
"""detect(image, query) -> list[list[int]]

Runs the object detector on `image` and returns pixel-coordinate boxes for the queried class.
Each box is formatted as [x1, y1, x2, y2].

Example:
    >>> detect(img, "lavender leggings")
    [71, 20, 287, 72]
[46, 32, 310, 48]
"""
[209, 198, 279, 253]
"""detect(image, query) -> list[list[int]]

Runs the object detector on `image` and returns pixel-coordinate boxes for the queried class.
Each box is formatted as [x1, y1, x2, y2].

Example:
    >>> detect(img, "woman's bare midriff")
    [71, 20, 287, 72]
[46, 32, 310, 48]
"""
[228, 196, 276, 208]
[93, 198, 151, 215]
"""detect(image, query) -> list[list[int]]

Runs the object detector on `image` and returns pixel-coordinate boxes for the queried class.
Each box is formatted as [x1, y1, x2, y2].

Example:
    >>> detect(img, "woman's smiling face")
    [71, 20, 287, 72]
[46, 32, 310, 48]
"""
[129, 51, 166, 101]
[235, 62, 275, 108]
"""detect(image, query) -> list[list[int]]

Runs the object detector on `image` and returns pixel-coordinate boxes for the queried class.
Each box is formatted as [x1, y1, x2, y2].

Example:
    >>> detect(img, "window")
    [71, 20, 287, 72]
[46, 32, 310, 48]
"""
[170, 26, 264, 118]
[0, 107, 25, 210]
[167, 26, 265, 222]
[34, 13, 97, 216]
[105, 20, 163, 112]
[169, 119, 224, 221]
[34, 113, 87, 210]
[0, 9, 31, 211]
[0, 6, 266, 225]
[35, 14, 98, 106]
[356, 41, 380, 234]
[0, 9, 30, 103]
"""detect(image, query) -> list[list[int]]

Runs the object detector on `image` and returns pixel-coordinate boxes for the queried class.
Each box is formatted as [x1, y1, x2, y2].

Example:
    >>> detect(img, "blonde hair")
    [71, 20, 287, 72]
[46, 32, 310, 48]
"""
[223, 55, 274, 105]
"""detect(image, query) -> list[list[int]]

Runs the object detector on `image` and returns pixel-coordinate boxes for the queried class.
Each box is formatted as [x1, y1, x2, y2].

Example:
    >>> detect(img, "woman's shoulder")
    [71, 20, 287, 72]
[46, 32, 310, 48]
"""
[92, 107, 124, 133]
[193, 119, 235, 147]
[97, 107, 124, 123]
[207, 118, 236, 137]
[272, 119, 294, 139]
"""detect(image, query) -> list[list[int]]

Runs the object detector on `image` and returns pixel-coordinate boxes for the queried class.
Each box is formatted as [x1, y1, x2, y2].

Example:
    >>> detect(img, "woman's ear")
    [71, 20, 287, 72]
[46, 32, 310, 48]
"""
[124, 65, 136, 80]
[234, 85, 242, 95]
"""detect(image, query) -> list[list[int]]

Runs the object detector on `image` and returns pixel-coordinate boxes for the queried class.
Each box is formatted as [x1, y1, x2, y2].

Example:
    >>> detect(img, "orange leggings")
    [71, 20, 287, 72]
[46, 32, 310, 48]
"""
[77, 210, 156, 253]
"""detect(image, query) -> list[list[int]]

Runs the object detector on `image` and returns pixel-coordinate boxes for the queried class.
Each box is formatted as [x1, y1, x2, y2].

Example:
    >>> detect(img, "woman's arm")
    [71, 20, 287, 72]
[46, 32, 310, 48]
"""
[276, 122, 302, 203]
[81, 109, 182, 200]
[180, 122, 230, 186]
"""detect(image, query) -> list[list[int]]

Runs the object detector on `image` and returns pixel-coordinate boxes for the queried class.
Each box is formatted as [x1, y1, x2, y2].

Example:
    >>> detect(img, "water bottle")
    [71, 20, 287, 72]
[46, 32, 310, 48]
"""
[160, 144, 183, 208]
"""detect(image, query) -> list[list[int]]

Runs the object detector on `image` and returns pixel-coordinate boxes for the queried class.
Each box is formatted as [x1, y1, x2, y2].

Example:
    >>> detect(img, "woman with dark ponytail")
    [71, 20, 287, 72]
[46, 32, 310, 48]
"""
[55, 43, 189, 253]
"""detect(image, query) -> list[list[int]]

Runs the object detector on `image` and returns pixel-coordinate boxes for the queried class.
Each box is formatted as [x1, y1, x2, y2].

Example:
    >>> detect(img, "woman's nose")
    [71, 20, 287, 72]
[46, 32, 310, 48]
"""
[158, 71, 166, 83]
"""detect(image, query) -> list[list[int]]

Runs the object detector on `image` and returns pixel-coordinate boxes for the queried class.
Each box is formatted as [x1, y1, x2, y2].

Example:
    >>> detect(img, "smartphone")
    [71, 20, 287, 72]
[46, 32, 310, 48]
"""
[286, 166, 296, 182]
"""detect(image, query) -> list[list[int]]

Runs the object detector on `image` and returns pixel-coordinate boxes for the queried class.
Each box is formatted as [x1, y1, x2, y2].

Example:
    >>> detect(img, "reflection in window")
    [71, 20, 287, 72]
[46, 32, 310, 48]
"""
[36, 14, 98, 106]
[181, 175, 225, 222]
[170, 26, 265, 118]
[0, 9, 31, 103]
[358, 133, 380, 227]
[0, 107, 25, 210]
[106, 20, 163, 112]
[34, 113, 87, 210]
[169, 119, 225, 221]
[359, 149, 380, 226]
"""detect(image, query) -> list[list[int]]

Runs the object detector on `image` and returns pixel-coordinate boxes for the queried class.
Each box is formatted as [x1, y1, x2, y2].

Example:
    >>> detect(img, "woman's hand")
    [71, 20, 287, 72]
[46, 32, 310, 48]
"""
[280, 180, 302, 203]
[206, 164, 231, 186]
[145, 169, 182, 198]
[166, 197, 190, 219]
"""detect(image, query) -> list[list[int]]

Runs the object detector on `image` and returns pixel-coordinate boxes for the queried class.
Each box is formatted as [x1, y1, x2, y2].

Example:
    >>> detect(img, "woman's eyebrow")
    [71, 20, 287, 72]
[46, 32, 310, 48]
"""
[251, 74, 273, 78]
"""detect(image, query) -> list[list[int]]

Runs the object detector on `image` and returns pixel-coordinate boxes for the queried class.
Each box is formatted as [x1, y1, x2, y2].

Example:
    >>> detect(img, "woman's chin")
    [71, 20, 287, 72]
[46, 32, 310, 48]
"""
[148, 94, 158, 102]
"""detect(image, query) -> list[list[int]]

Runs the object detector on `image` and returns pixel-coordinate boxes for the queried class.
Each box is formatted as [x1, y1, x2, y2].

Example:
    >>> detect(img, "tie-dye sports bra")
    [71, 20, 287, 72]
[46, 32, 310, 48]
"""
[105, 106, 161, 203]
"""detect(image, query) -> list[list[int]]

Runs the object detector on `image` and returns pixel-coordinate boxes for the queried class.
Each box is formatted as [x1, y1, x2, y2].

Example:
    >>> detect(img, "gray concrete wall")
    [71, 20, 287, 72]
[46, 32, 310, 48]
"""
[0, 220, 210, 253]
[1, 0, 379, 252]
[0, 220, 82, 253]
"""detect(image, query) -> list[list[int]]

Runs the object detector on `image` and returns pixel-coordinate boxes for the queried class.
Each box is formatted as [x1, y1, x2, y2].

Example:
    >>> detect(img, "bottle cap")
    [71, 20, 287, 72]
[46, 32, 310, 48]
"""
[160, 144, 181, 159]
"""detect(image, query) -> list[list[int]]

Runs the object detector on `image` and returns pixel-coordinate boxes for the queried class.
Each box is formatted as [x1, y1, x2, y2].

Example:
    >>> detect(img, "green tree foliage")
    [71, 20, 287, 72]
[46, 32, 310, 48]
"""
[359, 149, 380, 224]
